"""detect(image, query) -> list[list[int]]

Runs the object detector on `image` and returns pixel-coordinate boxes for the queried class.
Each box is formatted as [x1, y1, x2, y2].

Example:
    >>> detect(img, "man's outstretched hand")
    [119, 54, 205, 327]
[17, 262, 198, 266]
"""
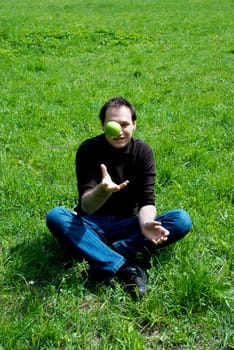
[100, 164, 129, 193]
[141, 221, 169, 245]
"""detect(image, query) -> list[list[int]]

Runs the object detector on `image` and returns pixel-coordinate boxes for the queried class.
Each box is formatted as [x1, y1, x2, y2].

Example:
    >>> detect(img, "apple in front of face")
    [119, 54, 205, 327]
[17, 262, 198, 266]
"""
[104, 121, 121, 138]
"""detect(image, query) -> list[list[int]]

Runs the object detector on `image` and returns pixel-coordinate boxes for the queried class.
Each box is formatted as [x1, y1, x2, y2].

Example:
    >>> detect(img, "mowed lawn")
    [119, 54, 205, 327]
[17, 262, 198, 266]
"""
[0, 0, 233, 349]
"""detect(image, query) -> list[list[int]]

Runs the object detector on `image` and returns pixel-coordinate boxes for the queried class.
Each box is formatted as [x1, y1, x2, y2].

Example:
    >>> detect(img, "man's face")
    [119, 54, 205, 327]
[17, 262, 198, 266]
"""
[103, 106, 136, 149]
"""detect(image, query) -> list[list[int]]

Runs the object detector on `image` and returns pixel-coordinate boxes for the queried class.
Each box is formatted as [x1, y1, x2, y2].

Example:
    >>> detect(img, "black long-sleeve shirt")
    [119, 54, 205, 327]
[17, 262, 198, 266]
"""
[75, 134, 156, 217]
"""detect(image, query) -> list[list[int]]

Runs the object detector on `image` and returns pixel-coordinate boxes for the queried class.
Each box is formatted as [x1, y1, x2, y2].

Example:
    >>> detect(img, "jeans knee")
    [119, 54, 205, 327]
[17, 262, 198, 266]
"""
[46, 206, 66, 236]
[176, 209, 192, 235]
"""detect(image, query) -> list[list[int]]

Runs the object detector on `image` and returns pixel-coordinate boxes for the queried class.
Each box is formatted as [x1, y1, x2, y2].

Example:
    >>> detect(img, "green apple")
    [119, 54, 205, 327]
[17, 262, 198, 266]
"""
[104, 121, 121, 138]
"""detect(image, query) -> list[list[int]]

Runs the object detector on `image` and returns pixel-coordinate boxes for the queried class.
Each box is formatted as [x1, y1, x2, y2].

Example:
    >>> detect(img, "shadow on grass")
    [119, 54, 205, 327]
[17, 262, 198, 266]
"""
[6, 233, 88, 290]
[5, 233, 175, 295]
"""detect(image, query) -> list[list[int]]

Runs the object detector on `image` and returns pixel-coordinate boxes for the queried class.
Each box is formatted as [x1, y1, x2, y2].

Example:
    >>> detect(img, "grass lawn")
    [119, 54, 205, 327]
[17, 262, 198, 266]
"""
[0, 0, 233, 349]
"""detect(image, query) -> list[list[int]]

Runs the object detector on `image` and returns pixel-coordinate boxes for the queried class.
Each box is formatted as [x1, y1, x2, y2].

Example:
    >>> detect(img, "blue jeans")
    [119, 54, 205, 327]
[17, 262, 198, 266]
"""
[46, 207, 192, 275]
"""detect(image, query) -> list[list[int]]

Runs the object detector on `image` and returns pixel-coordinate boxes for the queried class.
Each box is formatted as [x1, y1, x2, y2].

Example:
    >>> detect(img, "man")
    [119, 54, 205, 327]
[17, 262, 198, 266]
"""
[46, 96, 192, 298]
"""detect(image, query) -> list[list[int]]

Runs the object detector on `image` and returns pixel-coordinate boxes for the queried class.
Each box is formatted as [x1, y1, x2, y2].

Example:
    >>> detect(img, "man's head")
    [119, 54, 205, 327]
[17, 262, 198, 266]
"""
[99, 97, 137, 149]
[99, 96, 136, 125]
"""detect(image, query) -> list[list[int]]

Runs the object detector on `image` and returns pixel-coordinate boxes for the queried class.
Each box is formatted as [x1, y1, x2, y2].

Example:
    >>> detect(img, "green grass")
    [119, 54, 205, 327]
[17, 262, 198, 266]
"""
[0, 0, 233, 349]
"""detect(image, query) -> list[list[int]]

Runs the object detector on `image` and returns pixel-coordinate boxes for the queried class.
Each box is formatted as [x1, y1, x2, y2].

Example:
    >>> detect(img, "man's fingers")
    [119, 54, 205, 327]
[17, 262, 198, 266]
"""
[153, 223, 169, 236]
[154, 221, 162, 225]
[152, 235, 168, 245]
[100, 164, 129, 192]
[100, 164, 108, 178]
[118, 180, 129, 190]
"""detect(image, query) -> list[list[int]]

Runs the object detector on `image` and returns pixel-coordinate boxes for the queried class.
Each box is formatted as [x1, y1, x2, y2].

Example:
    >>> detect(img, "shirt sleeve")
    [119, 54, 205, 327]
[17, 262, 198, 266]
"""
[136, 142, 156, 210]
[76, 140, 101, 197]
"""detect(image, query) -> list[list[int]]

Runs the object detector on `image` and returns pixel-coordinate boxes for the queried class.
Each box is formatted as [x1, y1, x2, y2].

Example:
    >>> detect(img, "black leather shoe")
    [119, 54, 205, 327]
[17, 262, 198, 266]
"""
[89, 269, 115, 288]
[117, 264, 148, 298]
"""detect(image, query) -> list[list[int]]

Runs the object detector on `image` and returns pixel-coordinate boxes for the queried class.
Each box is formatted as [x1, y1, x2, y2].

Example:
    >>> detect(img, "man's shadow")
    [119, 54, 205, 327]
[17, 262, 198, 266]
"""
[6, 233, 89, 290]
[6, 232, 175, 295]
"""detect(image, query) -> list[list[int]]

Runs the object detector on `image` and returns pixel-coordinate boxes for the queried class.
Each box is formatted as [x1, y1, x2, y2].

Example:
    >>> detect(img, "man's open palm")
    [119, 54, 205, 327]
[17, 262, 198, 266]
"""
[100, 164, 129, 193]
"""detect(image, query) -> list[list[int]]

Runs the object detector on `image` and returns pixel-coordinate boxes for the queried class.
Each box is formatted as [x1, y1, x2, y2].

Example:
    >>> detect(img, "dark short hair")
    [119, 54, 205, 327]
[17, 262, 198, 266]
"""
[99, 96, 137, 124]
